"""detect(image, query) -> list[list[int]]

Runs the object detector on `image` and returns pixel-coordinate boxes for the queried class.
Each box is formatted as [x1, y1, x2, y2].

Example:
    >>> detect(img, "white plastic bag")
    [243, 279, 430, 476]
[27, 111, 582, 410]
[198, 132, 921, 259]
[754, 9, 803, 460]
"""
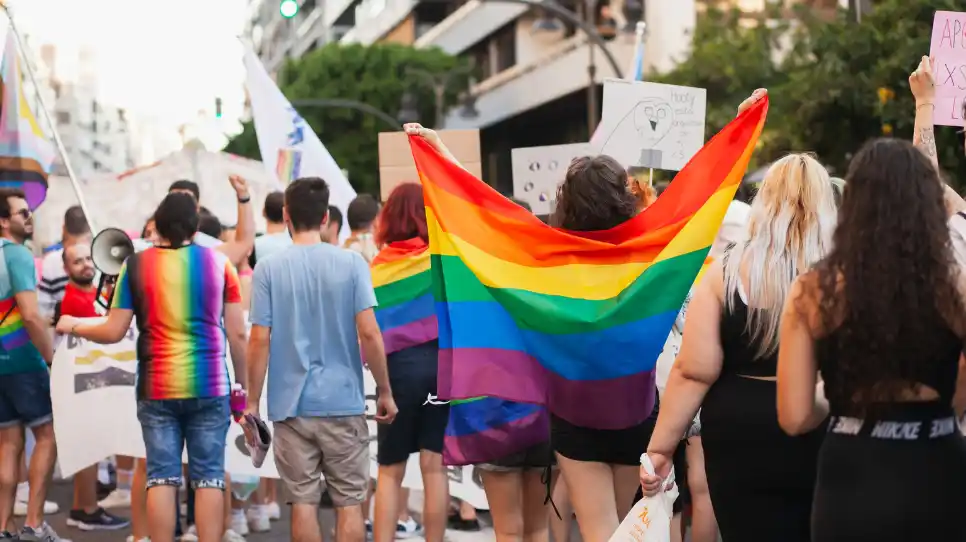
[608, 454, 679, 542]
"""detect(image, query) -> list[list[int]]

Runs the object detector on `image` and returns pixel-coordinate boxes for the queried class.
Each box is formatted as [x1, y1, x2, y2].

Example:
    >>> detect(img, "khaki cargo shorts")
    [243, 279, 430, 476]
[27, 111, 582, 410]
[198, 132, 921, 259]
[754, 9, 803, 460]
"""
[272, 415, 369, 507]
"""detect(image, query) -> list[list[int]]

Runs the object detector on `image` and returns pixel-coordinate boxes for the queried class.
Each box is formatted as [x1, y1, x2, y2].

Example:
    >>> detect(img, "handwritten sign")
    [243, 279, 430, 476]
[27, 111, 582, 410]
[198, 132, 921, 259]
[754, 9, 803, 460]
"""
[594, 79, 707, 172]
[930, 11, 966, 127]
[511, 143, 593, 215]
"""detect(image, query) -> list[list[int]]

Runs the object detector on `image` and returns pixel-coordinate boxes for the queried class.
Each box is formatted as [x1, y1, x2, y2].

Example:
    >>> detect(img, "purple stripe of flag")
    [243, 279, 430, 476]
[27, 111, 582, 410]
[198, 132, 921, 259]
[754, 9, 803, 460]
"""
[442, 408, 550, 466]
[383, 316, 439, 355]
[438, 347, 655, 430]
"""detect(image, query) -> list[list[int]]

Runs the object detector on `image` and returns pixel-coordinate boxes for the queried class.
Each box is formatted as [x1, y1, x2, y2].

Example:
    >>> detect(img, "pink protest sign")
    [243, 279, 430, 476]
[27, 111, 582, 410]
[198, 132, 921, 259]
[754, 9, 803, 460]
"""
[930, 11, 966, 127]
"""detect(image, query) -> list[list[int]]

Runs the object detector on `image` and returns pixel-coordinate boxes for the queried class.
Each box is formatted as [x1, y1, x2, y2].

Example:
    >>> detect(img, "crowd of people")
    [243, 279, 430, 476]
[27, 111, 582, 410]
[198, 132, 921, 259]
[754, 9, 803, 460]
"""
[0, 53, 964, 542]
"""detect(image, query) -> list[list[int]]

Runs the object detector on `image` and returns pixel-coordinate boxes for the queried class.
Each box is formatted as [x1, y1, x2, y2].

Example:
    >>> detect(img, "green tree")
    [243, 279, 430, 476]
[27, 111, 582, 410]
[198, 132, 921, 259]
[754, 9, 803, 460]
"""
[224, 43, 471, 195]
[651, 5, 791, 170]
[779, 0, 966, 184]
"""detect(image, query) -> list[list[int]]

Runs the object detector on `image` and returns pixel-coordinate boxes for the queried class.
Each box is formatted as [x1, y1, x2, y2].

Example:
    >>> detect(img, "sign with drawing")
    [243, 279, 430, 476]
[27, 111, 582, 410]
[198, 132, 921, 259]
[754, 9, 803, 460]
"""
[511, 143, 593, 216]
[594, 79, 707, 172]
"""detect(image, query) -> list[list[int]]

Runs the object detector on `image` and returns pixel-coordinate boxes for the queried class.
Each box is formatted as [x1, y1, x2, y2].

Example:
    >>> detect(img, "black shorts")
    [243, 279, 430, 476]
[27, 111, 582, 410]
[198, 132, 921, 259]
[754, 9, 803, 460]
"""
[377, 342, 449, 465]
[552, 389, 659, 466]
[476, 441, 555, 472]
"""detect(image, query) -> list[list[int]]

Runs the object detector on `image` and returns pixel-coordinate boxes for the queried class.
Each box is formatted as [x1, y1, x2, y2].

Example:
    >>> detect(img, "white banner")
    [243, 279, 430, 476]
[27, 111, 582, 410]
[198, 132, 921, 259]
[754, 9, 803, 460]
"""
[242, 44, 355, 241]
[50, 318, 489, 508]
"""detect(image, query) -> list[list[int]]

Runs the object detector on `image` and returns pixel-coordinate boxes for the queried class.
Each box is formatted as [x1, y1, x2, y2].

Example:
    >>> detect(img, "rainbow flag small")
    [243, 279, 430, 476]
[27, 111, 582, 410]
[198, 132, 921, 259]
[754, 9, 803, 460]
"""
[0, 31, 55, 209]
[414, 97, 768, 463]
[371, 238, 438, 354]
[443, 397, 548, 466]
[275, 148, 302, 185]
[0, 294, 29, 351]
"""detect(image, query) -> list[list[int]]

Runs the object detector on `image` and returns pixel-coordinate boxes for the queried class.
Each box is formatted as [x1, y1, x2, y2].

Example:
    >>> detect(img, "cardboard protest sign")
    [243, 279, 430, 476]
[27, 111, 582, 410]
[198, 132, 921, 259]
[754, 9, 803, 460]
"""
[378, 130, 481, 201]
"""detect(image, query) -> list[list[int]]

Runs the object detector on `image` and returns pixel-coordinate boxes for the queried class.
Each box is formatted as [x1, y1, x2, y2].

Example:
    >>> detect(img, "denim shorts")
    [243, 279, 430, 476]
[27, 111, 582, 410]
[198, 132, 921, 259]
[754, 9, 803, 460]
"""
[0, 370, 53, 429]
[137, 396, 230, 490]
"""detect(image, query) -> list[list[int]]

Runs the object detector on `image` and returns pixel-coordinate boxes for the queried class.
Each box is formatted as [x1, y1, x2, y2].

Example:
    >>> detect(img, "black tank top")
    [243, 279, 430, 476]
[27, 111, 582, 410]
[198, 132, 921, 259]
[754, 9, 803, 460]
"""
[816, 324, 962, 414]
[719, 290, 778, 378]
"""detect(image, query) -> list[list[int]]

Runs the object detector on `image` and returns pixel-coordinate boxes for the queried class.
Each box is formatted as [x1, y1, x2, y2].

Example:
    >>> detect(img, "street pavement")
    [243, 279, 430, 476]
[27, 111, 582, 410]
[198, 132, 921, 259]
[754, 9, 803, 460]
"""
[40, 480, 503, 542]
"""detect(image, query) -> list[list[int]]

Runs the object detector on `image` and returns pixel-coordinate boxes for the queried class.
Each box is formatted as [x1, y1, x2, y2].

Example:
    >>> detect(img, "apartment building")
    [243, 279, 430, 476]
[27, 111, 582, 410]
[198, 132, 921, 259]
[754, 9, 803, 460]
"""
[21, 41, 144, 177]
[248, 0, 852, 191]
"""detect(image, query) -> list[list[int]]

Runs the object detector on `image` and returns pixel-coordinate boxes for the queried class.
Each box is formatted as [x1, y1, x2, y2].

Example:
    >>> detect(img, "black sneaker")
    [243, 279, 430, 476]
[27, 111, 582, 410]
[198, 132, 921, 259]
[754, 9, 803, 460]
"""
[0, 531, 16, 540]
[66, 508, 130, 531]
[446, 512, 481, 532]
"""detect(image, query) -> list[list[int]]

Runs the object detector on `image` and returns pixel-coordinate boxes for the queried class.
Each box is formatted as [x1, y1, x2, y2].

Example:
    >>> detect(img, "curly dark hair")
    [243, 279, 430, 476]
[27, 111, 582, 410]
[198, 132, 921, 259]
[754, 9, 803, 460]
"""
[812, 138, 964, 412]
[550, 155, 636, 231]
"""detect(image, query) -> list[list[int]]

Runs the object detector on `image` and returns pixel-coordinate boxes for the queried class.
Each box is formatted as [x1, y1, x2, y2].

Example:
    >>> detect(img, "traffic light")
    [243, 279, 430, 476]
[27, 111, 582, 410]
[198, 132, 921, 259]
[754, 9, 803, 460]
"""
[215, 97, 223, 118]
[280, 0, 298, 18]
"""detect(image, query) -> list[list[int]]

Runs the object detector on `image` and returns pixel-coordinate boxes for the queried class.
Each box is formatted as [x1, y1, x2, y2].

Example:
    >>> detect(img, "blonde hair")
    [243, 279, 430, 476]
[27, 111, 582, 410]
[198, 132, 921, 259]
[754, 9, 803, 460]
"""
[723, 154, 837, 358]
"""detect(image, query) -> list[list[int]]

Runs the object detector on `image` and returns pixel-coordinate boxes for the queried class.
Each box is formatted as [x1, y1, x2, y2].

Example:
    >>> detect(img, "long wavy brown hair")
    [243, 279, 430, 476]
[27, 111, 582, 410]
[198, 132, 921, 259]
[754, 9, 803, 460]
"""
[551, 155, 637, 231]
[812, 138, 965, 410]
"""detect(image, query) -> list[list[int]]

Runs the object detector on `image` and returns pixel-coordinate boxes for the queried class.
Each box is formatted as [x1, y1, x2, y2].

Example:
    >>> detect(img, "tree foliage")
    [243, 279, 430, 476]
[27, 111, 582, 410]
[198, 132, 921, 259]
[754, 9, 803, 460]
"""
[654, 0, 966, 186]
[224, 43, 470, 195]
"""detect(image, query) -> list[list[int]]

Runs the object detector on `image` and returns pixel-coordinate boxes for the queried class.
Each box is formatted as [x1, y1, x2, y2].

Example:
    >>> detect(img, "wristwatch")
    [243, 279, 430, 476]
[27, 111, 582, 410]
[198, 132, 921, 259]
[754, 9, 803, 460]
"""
[238, 195, 251, 204]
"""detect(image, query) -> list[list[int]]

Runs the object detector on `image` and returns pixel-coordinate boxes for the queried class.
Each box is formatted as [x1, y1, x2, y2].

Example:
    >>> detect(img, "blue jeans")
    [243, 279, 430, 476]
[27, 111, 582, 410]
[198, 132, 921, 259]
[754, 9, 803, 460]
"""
[0, 370, 52, 428]
[137, 397, 230, 490]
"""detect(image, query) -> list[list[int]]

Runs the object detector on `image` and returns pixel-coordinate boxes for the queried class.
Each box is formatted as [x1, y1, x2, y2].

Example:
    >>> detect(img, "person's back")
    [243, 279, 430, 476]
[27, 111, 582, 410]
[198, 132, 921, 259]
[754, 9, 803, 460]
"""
[254, 243, 369, 418]
[118, 243, 236, 399]
[247, 177, 393, 541]
[779, 138, 966, 542]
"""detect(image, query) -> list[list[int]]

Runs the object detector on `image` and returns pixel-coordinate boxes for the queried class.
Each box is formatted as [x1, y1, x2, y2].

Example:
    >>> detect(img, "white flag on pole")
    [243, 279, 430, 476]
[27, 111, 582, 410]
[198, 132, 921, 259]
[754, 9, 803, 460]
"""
[242, 45, 356, 240]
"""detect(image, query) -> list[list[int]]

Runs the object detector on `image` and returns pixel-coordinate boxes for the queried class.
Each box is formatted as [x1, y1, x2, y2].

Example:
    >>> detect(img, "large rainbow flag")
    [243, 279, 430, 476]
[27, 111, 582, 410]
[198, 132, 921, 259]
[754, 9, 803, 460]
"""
[0, 31, 55, 210]
[413, 97, 768, 464]
[371, 238, 438, 354]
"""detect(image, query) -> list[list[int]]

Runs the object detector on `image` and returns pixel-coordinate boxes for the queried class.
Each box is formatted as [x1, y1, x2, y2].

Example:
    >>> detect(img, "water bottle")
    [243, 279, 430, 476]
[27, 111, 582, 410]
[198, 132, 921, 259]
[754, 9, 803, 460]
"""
[230, 383, 247, 422]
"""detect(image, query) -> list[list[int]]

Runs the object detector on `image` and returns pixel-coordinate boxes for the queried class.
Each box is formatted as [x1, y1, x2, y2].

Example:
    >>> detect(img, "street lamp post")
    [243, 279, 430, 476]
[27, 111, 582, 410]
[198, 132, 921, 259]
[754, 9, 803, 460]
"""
[400, 63, 478, 129]
[290, 98, 403, 130]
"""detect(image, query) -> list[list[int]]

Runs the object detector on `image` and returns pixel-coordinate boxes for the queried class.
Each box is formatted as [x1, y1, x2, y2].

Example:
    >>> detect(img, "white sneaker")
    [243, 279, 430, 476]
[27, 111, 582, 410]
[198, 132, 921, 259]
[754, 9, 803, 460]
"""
[395, 518, 422, 539]
[180, 525, 198, 542]
[222, 528, 246, 542]
[246, 506, 271, 533]
[13, 499, 59, 516]
[126, 536, 150, 542]
[229, 512, 249, 536]
[98, 488, 132, 509]
[265, 501, 281, 521]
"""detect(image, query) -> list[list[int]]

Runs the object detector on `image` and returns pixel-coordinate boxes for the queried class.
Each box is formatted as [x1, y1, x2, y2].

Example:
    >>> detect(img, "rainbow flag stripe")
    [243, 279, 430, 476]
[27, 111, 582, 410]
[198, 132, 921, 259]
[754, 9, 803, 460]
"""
[276, 148, 302, 185]
[412, 98, 768, 449]
[0, 31, 55, 210]
[0, 295, 29, 351]
[372, 238, 438, 354]
[443, 397, 548, 466]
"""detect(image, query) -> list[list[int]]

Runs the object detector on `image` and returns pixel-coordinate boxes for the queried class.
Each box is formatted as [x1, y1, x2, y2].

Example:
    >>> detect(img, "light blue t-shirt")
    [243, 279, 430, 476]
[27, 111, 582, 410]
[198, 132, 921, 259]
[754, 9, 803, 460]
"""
[253, 232, 292, 266]
[250, 242, 377, 421]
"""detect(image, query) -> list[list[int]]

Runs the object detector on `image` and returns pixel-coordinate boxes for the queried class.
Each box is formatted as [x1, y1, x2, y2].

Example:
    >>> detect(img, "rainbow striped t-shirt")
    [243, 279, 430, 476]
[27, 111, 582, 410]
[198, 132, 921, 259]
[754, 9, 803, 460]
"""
[112, 244, 242, 400]
[0, 240, 45, 375]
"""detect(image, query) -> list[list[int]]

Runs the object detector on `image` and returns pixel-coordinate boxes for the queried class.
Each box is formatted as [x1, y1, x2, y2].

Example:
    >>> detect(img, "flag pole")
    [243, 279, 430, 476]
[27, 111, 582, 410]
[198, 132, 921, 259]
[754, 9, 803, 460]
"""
[0, 3, 97, 232]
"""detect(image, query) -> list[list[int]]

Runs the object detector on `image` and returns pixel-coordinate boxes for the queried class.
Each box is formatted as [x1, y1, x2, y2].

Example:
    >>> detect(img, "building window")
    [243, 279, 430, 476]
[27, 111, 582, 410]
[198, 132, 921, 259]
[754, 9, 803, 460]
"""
[56, 111, 70, 124]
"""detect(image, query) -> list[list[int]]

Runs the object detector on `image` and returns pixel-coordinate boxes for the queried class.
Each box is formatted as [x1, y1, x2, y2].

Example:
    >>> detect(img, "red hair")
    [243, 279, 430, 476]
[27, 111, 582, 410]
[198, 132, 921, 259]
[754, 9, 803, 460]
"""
[375, 183, 428, 246]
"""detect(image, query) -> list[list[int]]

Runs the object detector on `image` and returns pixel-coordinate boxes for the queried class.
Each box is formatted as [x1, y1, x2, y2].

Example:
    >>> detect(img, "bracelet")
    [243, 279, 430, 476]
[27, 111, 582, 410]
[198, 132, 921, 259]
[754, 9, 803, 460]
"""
[238, 195, 251, 204]
[917, 102, 935, 110]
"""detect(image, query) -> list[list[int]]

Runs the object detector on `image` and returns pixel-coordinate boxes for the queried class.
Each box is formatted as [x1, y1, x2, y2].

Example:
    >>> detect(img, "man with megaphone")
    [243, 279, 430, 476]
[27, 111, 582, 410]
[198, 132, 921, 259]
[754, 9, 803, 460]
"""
[57, 191, 250, 542]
